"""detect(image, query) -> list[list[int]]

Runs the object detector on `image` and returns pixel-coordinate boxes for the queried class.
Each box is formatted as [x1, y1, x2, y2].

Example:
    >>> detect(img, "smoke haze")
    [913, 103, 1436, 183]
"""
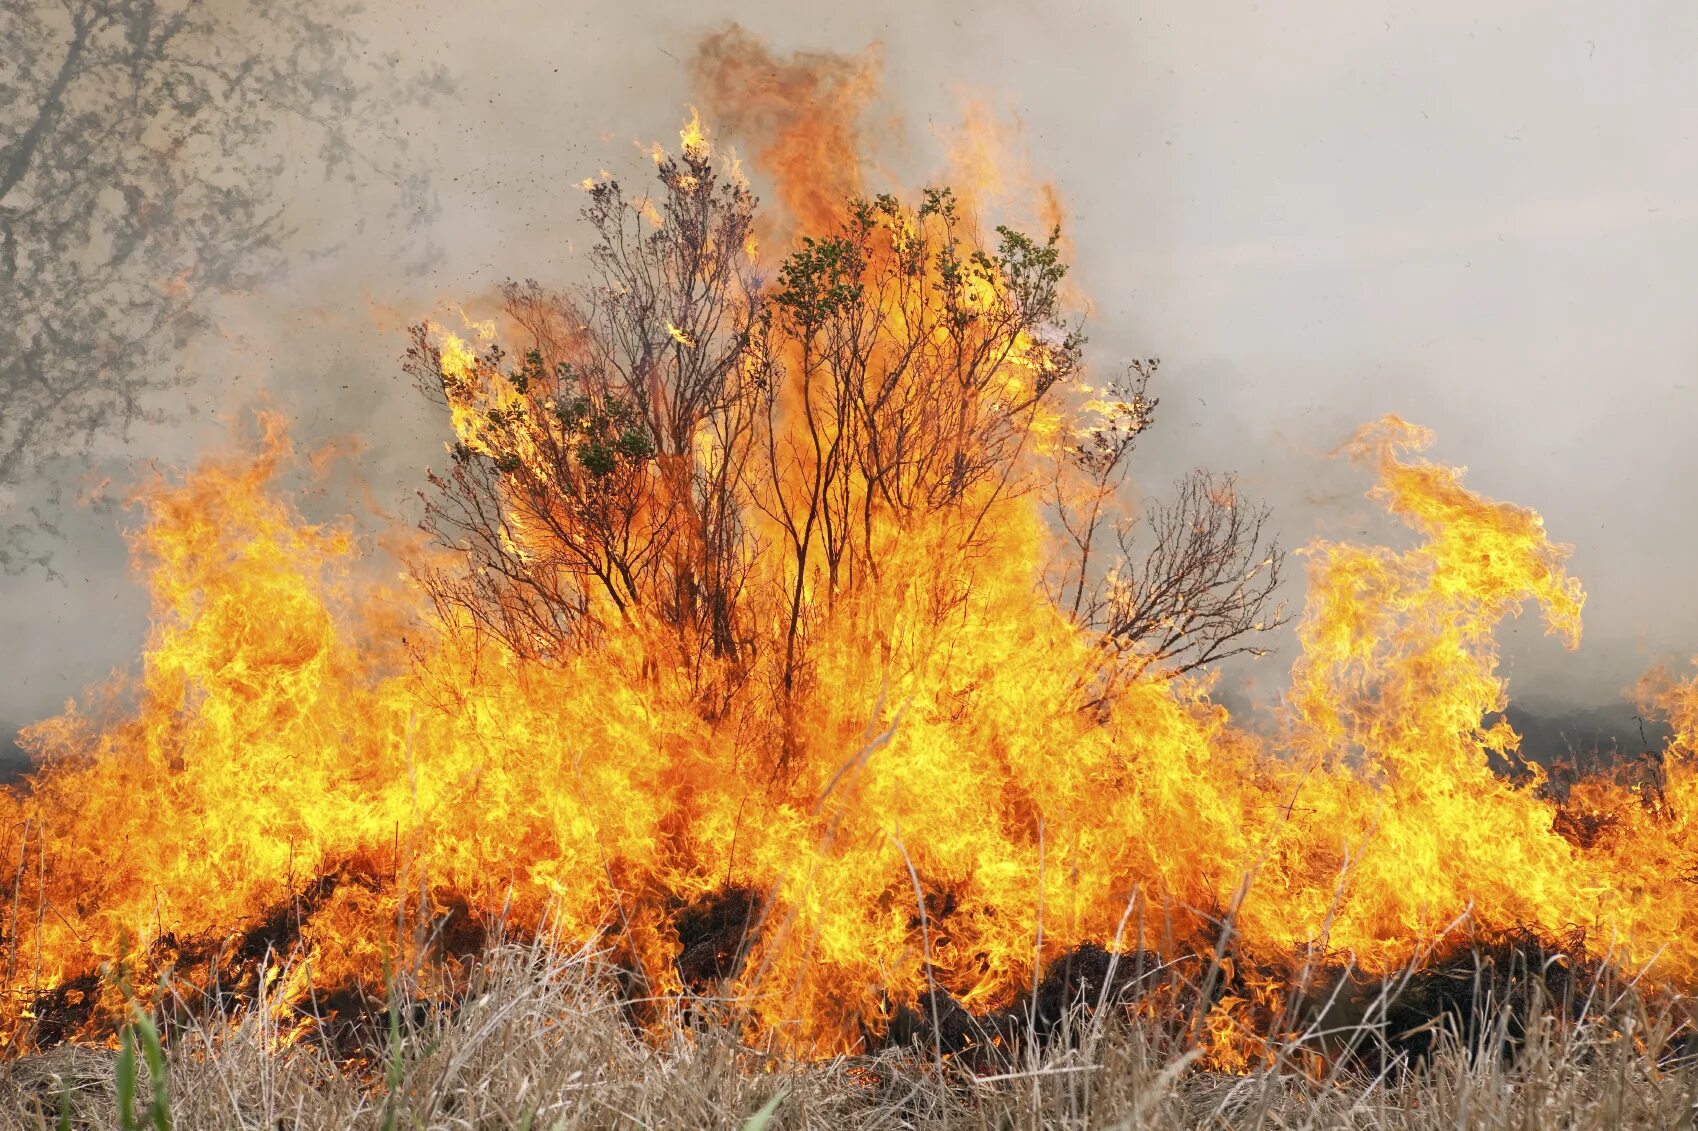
[4, 0, 1696, 755]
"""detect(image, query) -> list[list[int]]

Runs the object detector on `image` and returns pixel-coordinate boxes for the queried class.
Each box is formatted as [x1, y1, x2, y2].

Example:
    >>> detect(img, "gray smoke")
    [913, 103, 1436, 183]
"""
[4, 0, 1695, 762]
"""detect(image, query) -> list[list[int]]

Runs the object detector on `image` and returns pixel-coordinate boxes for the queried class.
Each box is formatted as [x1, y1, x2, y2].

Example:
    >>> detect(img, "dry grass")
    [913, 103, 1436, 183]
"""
[2, 939, 1694, 1130]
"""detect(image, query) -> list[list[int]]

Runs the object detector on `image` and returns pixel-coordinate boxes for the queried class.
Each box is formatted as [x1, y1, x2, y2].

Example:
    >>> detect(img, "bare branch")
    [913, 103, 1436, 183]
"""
[1095, 470, 1290, 679]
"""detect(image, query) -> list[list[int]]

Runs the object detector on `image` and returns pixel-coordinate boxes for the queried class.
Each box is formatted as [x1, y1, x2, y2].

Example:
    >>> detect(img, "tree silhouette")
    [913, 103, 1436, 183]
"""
[1, 0, 449, 572]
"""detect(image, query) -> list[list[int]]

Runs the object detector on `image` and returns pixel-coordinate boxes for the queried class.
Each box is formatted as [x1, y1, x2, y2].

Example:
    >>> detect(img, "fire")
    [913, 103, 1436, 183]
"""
[4, 43, 1698, 1071]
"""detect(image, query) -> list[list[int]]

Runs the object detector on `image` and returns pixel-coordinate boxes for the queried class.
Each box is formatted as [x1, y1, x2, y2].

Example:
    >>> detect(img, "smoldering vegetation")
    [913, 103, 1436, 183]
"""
[6, 855, 1696, 1129]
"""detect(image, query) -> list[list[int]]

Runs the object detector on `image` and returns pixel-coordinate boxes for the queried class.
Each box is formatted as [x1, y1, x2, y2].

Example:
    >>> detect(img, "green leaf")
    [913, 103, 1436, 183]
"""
[131, 1010, 172, 1131]
[115, 1027, 137, 1131]
[740, 1088, 786, 1131]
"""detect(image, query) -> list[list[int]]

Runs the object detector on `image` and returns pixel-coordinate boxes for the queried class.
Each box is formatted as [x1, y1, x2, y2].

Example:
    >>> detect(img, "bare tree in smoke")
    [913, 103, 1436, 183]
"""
[0, 0, 448, 573]
[1096, 472, 1286, 676]
[1049, 358, 1289, 683]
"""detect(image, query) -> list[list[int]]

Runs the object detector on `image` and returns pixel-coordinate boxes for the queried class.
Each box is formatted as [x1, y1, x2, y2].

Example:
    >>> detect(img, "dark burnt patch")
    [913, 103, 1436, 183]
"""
[23, 971, 103, 1048]
[1351, 927, 1602, 1068]
[425, 886, 488, 965]
[1016, 943, 1166, 1042]
[884, 983, 987, 1058]
[673, 884, 760, 990]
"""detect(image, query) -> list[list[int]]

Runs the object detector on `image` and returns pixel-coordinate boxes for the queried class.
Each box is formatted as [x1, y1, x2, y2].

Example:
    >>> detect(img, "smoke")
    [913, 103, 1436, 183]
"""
[4, 1, 1696, 757]
[689, 24, 881, 233]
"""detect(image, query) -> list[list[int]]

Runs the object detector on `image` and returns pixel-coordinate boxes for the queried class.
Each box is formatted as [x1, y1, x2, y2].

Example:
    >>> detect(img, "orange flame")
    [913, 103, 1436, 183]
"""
[3, 50, 1696, 1070]
[5, 377, 1694, 1061]
[690, 25, 880, 235]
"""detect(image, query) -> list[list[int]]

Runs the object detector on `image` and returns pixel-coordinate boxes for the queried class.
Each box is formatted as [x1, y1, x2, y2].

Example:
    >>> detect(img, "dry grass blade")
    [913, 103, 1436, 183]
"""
[0, 940, 1691, 1129]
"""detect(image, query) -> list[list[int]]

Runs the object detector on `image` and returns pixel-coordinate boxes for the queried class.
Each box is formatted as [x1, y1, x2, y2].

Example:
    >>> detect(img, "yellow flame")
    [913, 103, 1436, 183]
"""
[680, 106, 710, 160]
[4, 98, 1696, 1074]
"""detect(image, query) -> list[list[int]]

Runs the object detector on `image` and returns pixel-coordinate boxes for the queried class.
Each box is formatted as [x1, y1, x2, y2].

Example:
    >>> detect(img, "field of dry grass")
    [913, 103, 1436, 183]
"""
[2, 939, 1693, 1131]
